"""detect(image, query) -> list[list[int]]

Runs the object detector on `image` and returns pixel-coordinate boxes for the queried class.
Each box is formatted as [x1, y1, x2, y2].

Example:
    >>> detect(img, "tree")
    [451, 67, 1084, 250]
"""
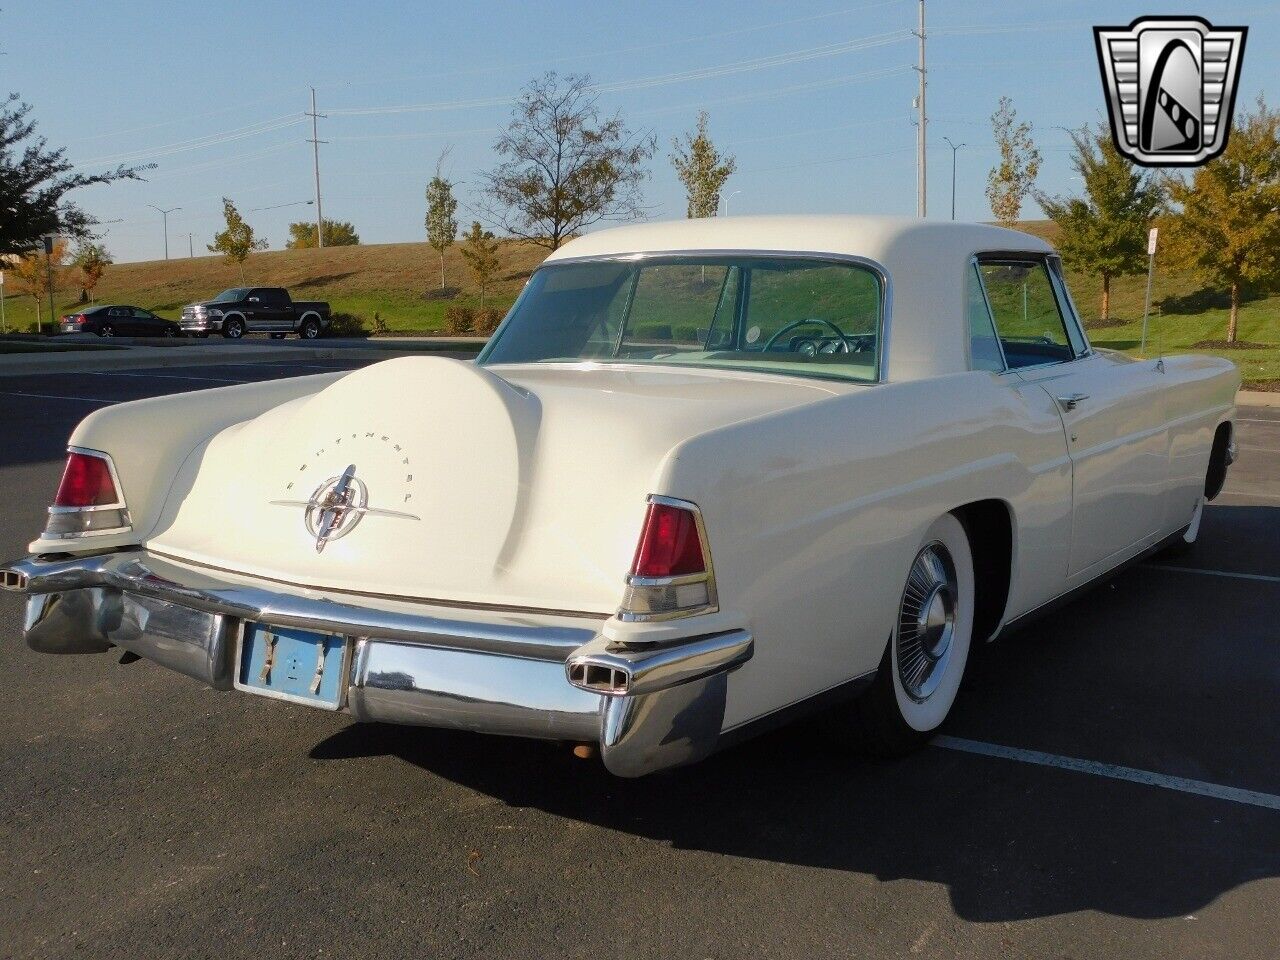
[670, 111, 737, 218]
[0, 93, 148, 257]
[285, 219, 360, 249]
[480, 72, 655, 250]
[11, 237, 67, 324]
[460, 221, 500, 307]
[1037, 125, 1164, 321]
[71, 240, 112, 304]
[1160, 97, 1280, 344]
[208, 198, 267, 281]
[986, 96, 1042, 227]
[425, 148, 459, 290]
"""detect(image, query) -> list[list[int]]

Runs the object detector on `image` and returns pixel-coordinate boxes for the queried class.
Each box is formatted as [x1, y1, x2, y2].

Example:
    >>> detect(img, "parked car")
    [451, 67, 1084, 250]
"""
[61, 305, 181, 338]
[3, 217, 1239, 777]
[180, 287, 330, 339]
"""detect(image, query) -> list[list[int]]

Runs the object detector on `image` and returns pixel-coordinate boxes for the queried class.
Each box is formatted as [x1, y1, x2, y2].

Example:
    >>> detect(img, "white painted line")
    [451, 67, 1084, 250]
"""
[90, 371, 249, 384]
[1144, 564, 1280, 584]
[0, 390, 117, 405]
[1216, 490, 1280, 502]
[1238, 418, 1280, 424]
[932, 735, 1280, 811]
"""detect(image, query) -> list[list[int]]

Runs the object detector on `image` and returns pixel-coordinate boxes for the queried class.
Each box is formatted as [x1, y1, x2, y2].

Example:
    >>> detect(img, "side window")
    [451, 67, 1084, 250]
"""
[265, 288, 289, 306]
[977, 259, 1075, 369]
[966, 263, 1005, 372]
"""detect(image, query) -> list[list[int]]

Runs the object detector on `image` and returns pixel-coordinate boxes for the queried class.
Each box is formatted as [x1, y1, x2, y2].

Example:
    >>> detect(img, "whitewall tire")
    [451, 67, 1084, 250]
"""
[853, 513, 975, 754]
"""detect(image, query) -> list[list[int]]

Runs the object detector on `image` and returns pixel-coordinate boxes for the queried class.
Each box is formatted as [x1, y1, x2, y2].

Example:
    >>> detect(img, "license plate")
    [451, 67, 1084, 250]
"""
[235, 623, 350, 710]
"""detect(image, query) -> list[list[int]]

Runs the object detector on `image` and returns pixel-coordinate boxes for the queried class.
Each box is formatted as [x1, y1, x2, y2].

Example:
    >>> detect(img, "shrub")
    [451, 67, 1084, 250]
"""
[444, 305, 474, 335]
[326, 312, 370, 338]
[474, 308, 504, 336]
[372, 311, 389, 336]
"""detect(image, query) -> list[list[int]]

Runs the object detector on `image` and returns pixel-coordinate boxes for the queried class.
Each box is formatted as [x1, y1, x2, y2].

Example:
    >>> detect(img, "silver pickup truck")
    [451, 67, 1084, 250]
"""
[180, 287, 331, 339]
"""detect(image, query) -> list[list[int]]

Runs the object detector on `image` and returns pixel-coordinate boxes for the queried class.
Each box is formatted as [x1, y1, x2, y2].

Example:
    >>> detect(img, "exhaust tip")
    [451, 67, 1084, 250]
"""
[1, 569, 29, 592]
[567, 659, 630, 695]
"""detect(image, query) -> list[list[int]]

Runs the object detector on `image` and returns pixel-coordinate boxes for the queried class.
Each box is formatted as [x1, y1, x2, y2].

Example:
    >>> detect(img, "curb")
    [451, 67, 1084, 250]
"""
[0, 339, 486, 379]
[1238, 390, 1280, 408]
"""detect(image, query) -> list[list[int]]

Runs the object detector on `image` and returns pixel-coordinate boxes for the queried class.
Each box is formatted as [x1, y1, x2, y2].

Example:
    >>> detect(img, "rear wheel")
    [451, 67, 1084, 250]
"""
[853, 513, 975, 756]
[299, 316, 321, 339]
[98, 324, 115, 338]
[164, 326, 178, 337]
[223, 317, 245, 339]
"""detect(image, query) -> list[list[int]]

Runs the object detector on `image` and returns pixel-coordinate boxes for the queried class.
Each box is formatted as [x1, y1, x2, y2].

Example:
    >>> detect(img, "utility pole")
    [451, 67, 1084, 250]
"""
[42, 234, 55, 329]
[914, 0, 927, 218]
[188, 232, 193, 258]
[147, 205, 181, 260]
[307, 87, 327, 248]
[943, 137, 965, 220]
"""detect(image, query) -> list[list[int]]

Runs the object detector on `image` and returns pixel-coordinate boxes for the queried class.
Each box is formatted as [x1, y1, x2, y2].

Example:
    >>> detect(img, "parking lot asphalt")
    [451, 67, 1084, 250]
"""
[1, 362, 1278, 960]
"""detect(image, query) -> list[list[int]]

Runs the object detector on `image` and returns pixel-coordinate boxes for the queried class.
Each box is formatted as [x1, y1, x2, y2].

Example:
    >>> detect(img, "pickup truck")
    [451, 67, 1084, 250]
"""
[180, 287, 331, 339]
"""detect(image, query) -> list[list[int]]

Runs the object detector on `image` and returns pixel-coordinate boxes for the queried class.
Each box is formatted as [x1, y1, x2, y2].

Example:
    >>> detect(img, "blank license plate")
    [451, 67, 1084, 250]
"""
[237, 623, 349, 710]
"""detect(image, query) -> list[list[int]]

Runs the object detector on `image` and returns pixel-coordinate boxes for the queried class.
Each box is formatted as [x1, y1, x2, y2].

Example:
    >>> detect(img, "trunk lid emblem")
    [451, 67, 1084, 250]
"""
[270, 464, 419, 552]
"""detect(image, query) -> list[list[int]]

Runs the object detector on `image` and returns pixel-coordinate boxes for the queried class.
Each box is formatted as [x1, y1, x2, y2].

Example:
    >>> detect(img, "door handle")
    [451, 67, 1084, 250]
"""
[1056, 393, 1089, 411]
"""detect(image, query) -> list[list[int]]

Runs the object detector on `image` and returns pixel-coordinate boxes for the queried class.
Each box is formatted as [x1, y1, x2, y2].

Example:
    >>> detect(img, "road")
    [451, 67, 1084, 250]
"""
[2, 360, 1279, 959]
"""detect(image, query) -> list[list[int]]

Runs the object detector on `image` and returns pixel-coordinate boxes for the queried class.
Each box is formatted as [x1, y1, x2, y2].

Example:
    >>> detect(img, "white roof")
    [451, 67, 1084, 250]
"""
[546, 216, 1057, 381]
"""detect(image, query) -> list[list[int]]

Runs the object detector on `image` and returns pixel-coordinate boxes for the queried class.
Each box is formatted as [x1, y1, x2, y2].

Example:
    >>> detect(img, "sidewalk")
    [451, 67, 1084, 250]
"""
[0, 336, 487, 378]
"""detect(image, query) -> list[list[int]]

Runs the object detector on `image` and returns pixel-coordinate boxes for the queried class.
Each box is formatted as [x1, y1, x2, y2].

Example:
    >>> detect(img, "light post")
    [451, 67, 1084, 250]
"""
[147, 205, 181, 260]
[722, 190, 742, 217]
[942, 137, 965, 221]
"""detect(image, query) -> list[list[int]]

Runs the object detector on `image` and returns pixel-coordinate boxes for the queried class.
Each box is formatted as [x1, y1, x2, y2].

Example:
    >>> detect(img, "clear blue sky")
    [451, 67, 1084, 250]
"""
[4, 0, 1276, 262]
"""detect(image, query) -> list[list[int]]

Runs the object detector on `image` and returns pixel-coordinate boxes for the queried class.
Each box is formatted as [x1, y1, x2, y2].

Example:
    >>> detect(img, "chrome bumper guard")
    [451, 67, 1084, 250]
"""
[2, 552, 753, 776]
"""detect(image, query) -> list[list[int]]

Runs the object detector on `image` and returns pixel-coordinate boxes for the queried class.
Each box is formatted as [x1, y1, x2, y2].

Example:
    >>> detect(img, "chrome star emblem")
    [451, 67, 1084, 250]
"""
[270, 464, 419, 553]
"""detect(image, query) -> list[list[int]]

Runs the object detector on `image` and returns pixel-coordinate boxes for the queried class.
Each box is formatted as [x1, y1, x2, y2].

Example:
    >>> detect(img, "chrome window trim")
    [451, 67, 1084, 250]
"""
[44, 446, 133, 538]
[1047, 254, 1093, 358]
[479, 249, 893, 385]
[617, 493, 720, 623]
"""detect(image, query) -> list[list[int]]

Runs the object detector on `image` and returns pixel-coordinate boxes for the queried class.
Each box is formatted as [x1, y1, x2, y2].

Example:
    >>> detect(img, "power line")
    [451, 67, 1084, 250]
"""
[72, 115, 305, 168]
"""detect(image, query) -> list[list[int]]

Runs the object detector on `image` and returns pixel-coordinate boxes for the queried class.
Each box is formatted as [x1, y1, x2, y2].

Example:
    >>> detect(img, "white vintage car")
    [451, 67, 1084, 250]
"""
[3, 217, 1240, 776]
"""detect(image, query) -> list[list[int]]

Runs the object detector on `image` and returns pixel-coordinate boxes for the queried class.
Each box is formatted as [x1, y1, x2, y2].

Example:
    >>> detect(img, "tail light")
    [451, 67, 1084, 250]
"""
[618, 496, 718, 621]
[74, 314, 87, 325]
[44, 448, 131, 538]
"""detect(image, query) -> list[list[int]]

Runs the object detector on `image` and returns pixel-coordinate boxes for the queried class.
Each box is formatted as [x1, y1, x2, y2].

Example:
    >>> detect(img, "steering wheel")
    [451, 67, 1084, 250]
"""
[761, 317, 852, 354]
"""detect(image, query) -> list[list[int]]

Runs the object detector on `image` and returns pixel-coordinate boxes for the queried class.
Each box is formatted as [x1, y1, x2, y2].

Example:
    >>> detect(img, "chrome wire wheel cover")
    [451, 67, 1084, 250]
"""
[896, 541, 959, 703]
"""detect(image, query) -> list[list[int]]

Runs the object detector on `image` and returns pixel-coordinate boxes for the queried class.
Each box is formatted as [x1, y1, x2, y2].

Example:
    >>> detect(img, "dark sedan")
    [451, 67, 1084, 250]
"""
[61, 305, 181, 338]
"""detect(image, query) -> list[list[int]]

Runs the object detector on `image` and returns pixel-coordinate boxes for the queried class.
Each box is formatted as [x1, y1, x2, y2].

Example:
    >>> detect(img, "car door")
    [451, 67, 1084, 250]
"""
[131, 308, 162, 334]
[252, 288, 289, 330]
[107, 307, 132, 334]
[976, 255, 1168, 578]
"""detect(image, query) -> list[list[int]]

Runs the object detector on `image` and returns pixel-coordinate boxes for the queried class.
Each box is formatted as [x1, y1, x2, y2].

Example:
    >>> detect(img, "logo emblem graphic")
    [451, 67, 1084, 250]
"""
[270, 464, 419, 553]
[1094, 16, 1247, 167]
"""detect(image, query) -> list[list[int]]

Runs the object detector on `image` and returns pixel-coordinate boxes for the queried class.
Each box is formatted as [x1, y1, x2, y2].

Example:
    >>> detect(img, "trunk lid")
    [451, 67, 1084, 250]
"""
[147, 357, 841, 612]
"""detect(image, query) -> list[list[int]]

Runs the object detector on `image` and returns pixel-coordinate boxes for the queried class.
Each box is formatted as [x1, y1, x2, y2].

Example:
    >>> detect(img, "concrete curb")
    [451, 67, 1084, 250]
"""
[1238, 390, 1280, 408]
[0, 339, 486, 378]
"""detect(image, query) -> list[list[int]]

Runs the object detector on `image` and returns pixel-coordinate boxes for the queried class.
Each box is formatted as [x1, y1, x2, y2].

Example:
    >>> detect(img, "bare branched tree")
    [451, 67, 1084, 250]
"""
[479, 73, 655, 250]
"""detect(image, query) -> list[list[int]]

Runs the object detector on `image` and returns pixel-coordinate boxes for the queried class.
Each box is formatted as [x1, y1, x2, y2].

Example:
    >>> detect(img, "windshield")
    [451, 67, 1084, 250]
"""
[211, 288, 251, 303]
[478, 255, 883, 383]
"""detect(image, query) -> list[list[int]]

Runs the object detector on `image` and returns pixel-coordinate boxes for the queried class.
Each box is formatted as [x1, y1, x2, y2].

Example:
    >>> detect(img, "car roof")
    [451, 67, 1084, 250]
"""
[545, 215, 1059, 382]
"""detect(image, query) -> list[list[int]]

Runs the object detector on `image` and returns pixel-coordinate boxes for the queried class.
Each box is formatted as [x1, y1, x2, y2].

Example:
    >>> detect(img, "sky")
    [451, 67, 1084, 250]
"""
[2, 0, 1276, 263]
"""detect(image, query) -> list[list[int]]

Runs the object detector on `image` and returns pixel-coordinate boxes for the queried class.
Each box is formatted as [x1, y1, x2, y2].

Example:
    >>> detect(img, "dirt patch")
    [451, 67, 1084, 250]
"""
[1243, 379, 1280, 392]
[1192, 339, 1271, 350]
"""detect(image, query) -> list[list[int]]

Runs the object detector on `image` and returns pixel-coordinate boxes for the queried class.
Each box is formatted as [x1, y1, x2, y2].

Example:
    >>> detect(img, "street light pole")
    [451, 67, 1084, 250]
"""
[913, 0, 927, 218]
[147, 205, 181, 260]
[42, 234, 56, 329]
[942, 137, 965, 221]
[722, 190, 742, 216]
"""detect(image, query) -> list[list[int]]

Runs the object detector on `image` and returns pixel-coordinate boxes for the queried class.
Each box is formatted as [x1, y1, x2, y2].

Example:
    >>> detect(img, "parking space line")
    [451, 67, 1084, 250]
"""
[933, 735, 1280, 811]
[1216, 489, 1280, 502]
[0, 390, 117, 405]
[1238, 418, 1280, 425]
[1143, 564, 1280, 584]
[91, 371, 249, 384]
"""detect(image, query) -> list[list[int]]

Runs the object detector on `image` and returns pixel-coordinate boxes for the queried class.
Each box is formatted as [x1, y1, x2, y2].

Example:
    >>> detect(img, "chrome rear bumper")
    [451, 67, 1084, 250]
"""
[2, 551, 752, 776]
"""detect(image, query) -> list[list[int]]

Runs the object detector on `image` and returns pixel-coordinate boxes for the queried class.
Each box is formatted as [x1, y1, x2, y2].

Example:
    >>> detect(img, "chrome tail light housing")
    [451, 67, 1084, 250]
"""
[44, 447, 132, 538]
[617, 495, 717, 622]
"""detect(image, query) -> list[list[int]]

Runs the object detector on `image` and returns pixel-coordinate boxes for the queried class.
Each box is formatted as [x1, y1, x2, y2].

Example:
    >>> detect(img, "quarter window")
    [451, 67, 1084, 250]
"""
[976, 259, 1076, 369]
[966, 263, 1005, 372]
